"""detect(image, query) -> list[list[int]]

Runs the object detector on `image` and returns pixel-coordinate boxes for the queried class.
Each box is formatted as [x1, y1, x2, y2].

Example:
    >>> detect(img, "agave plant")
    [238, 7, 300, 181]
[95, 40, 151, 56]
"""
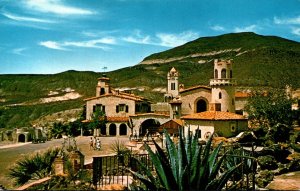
[130, 128, 240, 191]
[224, 146, 256, 182]
[9, 147, 61, 186]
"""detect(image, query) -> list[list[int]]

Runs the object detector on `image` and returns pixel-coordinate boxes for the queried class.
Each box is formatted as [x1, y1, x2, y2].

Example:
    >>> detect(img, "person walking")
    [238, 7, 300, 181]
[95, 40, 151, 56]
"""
[89, 137, 93, 150]
[96, 138, 101, 150]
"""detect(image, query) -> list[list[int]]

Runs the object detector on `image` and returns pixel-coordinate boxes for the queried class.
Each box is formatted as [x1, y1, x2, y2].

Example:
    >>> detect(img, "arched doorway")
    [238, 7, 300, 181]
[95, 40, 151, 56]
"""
[196, 99, 207, 113]
[109, 124, 117, 136]
[18, 134, 25, 142]
[140, 119, 160, 136]
[100, 125, 106, 136]
[119, 123, 127, 135]
[221, 69, 227, 78]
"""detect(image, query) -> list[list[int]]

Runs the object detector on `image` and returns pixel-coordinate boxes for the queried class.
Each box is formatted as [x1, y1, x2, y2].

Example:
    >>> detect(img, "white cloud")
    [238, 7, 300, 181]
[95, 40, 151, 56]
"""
[274, 16, 300, 25]
[234, 25, 258, 32]
[122, 30, 199, 47]
[2, 12, 54, 23]
[292, 28, 300, 36]
[39, 41, 67, 50]
[156, 31, 199, 47]
[81, 30, 119, 38]
[211, 25, 225, 31]
[23, 0, 95, 16]
[39, 37, 116, 50]
[12, 48, 27, 55]
[122, 30, 152, 45]
[63, 38, 116, 49]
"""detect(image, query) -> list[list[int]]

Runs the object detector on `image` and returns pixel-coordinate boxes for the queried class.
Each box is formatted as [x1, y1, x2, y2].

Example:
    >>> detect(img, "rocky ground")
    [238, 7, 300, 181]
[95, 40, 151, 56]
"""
[266, 171, 300, 190]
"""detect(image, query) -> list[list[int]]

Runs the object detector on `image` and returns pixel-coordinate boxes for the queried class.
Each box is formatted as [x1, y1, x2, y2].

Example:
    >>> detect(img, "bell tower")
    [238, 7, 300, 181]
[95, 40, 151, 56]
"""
[96, 74, 110, 97]
[210, 59, 236, 113]
[164, 67, 179, 102]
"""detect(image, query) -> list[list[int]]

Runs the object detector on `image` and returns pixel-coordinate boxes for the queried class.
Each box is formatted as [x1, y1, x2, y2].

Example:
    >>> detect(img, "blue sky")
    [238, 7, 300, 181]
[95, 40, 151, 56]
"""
[0, 0, 300, 74]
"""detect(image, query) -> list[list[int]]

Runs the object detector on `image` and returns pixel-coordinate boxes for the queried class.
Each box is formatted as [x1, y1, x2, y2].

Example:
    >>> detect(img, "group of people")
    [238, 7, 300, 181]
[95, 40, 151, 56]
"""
[89, 137, 101, 151]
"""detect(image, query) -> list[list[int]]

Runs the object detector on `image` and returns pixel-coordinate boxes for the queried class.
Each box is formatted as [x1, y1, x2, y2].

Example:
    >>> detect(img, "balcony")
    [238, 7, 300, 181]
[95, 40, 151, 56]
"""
[210, 78, 236, 86]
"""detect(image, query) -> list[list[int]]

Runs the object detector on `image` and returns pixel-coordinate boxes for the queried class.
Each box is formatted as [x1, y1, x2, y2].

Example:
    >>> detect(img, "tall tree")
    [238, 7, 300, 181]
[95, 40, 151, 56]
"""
[88, 107, 107, 136]
[245, 87, 295, 143]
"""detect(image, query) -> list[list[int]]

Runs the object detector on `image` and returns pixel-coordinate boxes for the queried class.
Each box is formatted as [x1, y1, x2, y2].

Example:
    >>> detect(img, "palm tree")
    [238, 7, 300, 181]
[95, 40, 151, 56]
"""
[130, 128, 240, 191]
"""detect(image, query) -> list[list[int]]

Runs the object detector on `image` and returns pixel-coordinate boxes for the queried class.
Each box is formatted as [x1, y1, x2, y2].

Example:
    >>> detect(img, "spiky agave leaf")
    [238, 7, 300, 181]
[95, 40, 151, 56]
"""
[129, 157, 158, 185]
[164, 129, 179, 183]
[190, 143, 202, 187]
[207, 142, 223, 178]
[129, 169, 158, 191]
[206, 163, 242, 190]
[197, 135, 214, 189]
[152, 140, 178, 190]
[177, 128, 189, 190]
[143, 142, 170, 190]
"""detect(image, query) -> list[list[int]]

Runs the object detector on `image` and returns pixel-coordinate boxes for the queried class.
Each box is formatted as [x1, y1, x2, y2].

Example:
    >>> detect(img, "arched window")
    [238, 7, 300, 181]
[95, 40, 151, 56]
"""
[196, 99, 207, 113]
[230, 70, 233, 78]
[231, 126, 236, 132]
[221, 69, 226, 78]
[109, 124, 117, 136]
[119, 124, 127, 135]
[171, 82, 176, 90]
[100, 88, 105, 95]
[214, 69, 218, 78]
[219, 92, 222, 99]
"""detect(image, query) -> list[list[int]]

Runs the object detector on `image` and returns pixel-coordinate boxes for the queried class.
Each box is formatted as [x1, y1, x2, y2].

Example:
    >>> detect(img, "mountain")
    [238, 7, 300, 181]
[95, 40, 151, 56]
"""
[0, 32, 300, 129]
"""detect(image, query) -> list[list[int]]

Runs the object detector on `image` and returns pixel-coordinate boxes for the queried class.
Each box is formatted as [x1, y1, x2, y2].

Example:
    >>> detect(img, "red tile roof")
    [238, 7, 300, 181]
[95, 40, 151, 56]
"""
[173, 119, 184, 126]
[181, 111, 246, 121]
[107, 116, 129, 122]
[130, 113, 169, 117]
[84, 93, 146, 102]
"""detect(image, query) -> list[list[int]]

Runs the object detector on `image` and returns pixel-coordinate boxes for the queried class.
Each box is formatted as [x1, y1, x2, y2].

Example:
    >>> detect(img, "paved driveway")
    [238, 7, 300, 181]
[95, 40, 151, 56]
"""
[0, 136, 129, 189]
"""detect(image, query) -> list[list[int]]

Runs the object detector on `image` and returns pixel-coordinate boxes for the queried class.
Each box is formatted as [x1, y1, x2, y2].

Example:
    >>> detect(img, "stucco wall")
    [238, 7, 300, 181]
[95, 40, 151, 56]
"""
[214, 120, 248, 137]
[180, 88, 211, 115]
[183, 120, 214, 140]
[211, 86, 235, 112]
[183, 119, 248, 140]
[86, 96, 136, 120]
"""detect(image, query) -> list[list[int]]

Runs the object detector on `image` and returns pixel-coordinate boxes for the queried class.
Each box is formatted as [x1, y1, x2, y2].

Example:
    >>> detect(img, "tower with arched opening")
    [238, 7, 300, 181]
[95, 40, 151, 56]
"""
[210, 59, 236, 113]
[164, 67, 179, 102]
[96, 74, 111, 97]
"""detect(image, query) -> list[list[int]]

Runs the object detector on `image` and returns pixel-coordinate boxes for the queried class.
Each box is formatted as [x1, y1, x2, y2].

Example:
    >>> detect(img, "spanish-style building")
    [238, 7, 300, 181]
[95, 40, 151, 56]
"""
[161, 59, 248, 139]
[84, 76, 151, 136]
[84, 59, 249, 140]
